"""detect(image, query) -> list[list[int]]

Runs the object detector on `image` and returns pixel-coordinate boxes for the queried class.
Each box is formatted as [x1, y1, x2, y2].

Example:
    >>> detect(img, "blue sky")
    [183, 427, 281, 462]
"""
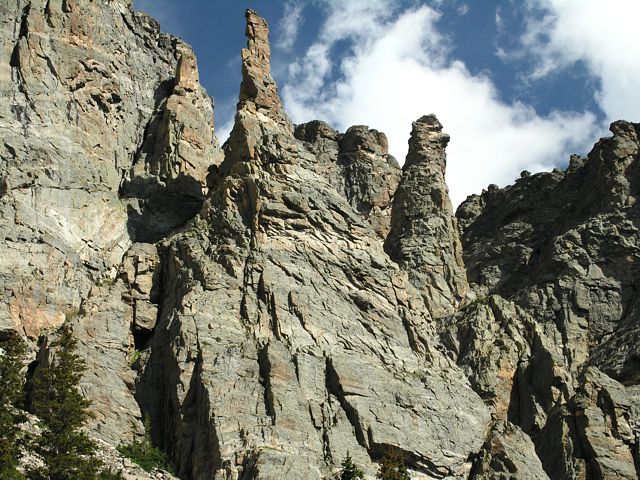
[134, 0, 640, 206]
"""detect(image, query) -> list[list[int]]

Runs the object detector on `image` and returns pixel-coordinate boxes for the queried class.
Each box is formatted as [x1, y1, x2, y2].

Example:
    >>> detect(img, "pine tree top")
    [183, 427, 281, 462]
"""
[376, 449, 410, 480]
[340, 451, 364, 480]
[0, 332, 27, 408]
[31, 324, 92, 436]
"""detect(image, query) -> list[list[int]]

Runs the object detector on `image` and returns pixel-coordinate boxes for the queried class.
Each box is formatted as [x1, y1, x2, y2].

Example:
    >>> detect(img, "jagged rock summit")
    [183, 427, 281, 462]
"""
[138, 9, 488, 479]
[1, 3, 639, 480]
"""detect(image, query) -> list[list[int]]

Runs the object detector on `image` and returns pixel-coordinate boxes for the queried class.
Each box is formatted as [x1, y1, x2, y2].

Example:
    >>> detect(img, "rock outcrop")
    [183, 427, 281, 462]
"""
[386, 115, 468, 319]
[137, 10, 488, 480]
[1, 2, 639, 480]
[454, 121, 640, 479]
[0, 0, 220, 444]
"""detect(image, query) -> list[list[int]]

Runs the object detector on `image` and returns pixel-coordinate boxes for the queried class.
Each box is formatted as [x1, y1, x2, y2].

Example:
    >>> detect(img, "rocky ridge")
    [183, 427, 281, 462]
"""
[0, 2, 638, 480]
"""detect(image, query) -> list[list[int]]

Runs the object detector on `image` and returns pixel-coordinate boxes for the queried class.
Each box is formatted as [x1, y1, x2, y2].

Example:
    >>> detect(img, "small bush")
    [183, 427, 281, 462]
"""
[97, 468, 125, 479]
[94, 278, 116, 287]
[376, 448, 410, 480]
[64, 308, 80, 322]
[117, 418, 171, 473]
[129, 349, 141, 368]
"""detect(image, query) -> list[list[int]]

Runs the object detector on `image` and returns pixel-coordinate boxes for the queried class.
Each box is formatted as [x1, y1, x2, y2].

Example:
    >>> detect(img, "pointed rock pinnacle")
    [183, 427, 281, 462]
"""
[385, 114, 468, 317]
[238, 9, 292, 131]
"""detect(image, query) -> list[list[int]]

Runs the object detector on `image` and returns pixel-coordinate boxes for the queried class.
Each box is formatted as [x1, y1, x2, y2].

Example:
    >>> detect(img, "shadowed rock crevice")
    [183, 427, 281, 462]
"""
[123, 174, 204, 243]
[119, 40, 221, 243]
[325, 357, 369, 450]
[258, 344, 277, 424]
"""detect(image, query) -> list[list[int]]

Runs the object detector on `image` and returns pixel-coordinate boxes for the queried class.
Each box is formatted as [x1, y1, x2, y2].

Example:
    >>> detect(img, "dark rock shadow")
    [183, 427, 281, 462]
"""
[124, 174, 204, 243]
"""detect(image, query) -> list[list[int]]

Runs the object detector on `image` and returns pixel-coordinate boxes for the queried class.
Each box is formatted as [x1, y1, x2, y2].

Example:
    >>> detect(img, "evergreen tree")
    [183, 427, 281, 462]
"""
[0, 332, 27, 479]
[29, 324, 122, 480]
[338, 451, 364, 480]
[376, 449, 410, 480]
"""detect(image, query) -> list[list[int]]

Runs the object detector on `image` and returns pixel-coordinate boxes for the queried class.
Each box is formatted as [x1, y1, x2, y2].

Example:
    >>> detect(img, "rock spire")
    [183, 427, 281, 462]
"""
[385, 115, 469, 318]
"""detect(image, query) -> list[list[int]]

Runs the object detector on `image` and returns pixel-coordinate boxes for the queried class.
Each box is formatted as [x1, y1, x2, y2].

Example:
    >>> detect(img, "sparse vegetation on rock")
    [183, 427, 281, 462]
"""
[0, 333, 27, 479]
[337, 451, 364, 480]
[376, 449, 410, 480]
[28, 324, 123, 480]
[117, 417, 172, 473]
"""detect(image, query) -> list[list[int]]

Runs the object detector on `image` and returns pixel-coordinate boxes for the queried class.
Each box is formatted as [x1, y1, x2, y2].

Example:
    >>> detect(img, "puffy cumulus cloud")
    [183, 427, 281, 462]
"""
[282, 2, 598, 206]
[277, 2, 304, 51]
[520, 0, 640, 123]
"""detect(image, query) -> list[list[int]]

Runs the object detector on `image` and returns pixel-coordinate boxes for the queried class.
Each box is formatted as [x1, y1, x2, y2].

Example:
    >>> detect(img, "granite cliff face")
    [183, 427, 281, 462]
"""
[454, 120, 640, 479]
[0, 0, 219, 451]
[1, 2, 639, 480]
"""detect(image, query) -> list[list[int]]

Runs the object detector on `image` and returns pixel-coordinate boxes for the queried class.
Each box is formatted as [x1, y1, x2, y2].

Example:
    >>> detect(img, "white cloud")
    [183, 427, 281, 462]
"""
[282, 3, 598, 206]
[520, 0, 640, 123]
[277, 2, 304, 51]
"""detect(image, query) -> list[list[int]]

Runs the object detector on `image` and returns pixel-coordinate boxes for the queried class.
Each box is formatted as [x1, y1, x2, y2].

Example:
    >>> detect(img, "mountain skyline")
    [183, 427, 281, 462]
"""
[133, 0, 639, 206]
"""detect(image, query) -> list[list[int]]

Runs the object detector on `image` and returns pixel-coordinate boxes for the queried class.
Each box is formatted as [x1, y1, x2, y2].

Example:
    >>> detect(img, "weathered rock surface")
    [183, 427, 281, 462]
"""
[471, 421, 550, 480]
[454, 121, 640, 479]
[386, 115, 468, 319]
[137, 10, 488, 479]
[1, 2, 639, 480]
[0, 0, 220, 444]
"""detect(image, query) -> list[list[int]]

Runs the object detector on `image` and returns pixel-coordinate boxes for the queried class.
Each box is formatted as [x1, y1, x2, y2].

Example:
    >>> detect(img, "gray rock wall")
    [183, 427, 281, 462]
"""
[137, 10, 488, 479]
[1, 3, 639, 480]
[0, 0, 220, 444]
[456, 122, 640, 479]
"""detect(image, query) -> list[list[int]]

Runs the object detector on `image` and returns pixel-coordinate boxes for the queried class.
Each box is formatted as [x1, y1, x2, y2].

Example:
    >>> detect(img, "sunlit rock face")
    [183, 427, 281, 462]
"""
[455, 120, 640, 479]
[0, 0, 220, 446]
[138, 9, 487, 479]
[2, 2, 639, 479]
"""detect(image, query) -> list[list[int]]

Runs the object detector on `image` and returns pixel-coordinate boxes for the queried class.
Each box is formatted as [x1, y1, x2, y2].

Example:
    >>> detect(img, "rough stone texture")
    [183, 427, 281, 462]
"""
[337, 126, 401, 237]
[471, 421, 550, 480]
[14, 411, 178, 480]
[0, 0, 220, 445]
[385, 115, 469, 319]
[294, 121, 402, 238]
[2, 3, 640, 480]
[455, 121, 640, 479]
[137, 11, 489, 480]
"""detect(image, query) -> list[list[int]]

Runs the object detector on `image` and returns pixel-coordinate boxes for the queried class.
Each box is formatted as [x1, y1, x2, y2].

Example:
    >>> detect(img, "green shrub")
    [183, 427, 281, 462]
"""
[97, 468, 125, 479]
[376, 448, 410, 480]
[129, 349, 141, 368]
[64, 308, 80, 322]
[117, 418, 171, 473]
